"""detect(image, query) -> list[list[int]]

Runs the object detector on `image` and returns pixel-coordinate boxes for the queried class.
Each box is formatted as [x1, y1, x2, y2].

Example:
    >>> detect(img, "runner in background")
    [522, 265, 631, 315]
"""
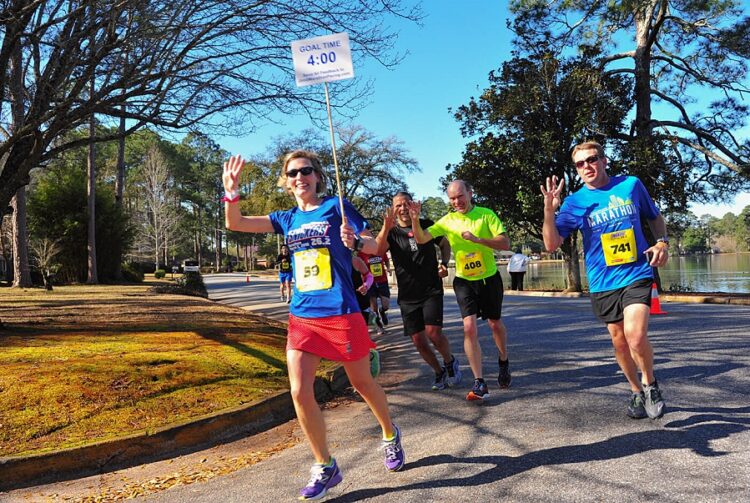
[409, 180, 512, 403]
[223, 150, 404, 500]
[358, 251, 391, 334]
[377, 191, 462, 390]
[277, 244, 293, 303]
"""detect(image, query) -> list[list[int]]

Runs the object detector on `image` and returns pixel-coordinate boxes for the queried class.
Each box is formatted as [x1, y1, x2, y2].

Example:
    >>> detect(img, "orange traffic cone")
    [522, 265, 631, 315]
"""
[245, 273, 250, 283]
[649, 282, 667, 315]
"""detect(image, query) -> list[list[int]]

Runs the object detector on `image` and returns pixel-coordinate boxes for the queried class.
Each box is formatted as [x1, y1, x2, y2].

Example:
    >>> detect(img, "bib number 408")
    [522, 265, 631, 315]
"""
[464, 260, 482, 270]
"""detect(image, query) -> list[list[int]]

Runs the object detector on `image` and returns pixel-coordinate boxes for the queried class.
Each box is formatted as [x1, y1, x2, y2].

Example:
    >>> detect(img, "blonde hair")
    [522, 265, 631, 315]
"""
[571, 141, 605, 162]
[277, 150, 327, 195]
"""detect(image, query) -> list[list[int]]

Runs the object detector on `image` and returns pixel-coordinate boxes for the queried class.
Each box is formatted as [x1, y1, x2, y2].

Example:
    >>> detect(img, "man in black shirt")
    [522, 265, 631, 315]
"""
[376, 191, 462, 390]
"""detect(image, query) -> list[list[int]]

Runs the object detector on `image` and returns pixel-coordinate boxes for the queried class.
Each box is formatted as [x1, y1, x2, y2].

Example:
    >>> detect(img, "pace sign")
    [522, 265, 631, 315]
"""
[291, 32, 354, 87]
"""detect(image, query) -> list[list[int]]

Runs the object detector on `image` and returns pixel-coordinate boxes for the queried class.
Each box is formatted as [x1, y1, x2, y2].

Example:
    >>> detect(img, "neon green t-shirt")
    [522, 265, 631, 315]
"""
[427, 206, 506, 281]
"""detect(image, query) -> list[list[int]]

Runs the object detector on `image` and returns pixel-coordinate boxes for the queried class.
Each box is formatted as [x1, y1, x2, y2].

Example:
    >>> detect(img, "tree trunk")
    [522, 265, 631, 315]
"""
[86, 23, 98, 284]
[112, 108, 126, 281]
[87, 114, 98, 284]
[11, 189, 32, 288]
[561, 234, 582, 292]
[9, 32, 31, 288]
[215, 229, 222, 272]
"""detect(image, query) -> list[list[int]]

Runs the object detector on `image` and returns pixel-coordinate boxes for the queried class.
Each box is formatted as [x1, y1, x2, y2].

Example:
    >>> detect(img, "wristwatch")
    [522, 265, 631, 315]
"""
[656, 236, 669, 246]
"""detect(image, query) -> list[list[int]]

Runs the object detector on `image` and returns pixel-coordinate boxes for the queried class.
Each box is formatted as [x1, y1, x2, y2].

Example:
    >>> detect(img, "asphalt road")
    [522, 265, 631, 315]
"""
[6, 273, 748, 502]
[138, 273, 750, 502]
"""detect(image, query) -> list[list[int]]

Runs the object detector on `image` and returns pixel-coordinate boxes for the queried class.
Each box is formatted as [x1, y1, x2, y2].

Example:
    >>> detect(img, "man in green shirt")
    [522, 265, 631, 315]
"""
[410, 180, 512, 402]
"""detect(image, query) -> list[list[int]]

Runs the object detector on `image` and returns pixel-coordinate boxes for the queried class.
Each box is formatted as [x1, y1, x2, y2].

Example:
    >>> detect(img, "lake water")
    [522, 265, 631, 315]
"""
[513, 253, 750, 293]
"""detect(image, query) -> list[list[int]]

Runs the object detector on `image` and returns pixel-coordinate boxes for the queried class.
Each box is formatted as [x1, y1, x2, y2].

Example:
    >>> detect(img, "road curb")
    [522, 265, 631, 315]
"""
[0, 329, 350, 492]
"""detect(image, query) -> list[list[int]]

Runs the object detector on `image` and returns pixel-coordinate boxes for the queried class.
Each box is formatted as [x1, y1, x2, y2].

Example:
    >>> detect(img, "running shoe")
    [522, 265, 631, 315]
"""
[381, 424, 405, 472]
[445, 356, 462, 387]
[286, 297, 291, 304]
[466, 379, 489, 402]
[498, 358, 511, 389]
[643, 381, 666, 419]
[379, 307, 389, 326]
[627, 391, 647, 419]
[280, 295, 285, 302]
[374, 314, 384, 330]
[369, 349, 381, 378]
[431, 368, 447, 390]
[298, 458, 343, 500]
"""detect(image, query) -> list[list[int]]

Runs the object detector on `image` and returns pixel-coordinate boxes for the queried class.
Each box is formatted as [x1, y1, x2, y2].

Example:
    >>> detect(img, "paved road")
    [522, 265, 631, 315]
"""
[137, 273, 750, 502]
[7, 274, 748, 502]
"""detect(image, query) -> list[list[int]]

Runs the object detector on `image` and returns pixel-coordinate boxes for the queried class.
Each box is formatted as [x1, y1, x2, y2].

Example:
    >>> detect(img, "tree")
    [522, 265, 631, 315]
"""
[663, 209, 695, 253]
[448, 51, 631, 291]
[421, 196, 450, 223]
[327, 124, 417, 221]
[137, 146, 181, 271]
[0, 0, 422, 214]
[29, 237, 62, 290]
[510, 0, 750, 206]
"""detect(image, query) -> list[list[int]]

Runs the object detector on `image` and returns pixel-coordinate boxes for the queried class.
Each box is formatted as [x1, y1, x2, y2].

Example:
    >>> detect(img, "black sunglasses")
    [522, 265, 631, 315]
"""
[574, 154, 601, 168]
[286, 166, 315, 178]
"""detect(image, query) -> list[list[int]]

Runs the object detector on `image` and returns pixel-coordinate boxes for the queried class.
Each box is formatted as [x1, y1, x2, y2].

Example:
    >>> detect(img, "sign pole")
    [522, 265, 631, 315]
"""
[324, 81, 346, 222]
[290, 32, 354, 223]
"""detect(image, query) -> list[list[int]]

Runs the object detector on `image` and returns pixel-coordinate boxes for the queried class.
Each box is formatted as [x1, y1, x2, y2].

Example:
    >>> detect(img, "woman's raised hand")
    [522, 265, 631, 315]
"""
[223, 154, 245, 194]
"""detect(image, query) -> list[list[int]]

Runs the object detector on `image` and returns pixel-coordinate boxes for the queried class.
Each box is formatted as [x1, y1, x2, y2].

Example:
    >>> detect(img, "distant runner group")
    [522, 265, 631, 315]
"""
[223, 140, 669, 500]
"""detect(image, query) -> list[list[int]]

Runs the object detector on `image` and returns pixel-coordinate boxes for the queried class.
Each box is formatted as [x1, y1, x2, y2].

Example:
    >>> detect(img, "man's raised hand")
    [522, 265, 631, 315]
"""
[541, 175, 565, 212]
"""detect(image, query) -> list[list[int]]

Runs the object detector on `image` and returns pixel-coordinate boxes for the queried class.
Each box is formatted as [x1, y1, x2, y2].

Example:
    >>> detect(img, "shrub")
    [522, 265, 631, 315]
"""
[121, 263, 144, 283]
[154, 269, 166, 279]
[149, 271, 207, 298]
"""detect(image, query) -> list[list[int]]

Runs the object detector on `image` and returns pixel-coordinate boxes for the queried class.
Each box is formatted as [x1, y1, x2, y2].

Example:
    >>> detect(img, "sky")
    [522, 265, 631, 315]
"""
[217, 1, 749, 219]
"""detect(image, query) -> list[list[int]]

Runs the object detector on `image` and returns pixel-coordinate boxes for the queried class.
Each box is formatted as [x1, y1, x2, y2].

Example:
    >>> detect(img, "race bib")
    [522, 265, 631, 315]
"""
[369, 263, 383, 276]
[456, 250, 486, 278]
[601, 228, 637, 266]
[294, 248, 332, 291]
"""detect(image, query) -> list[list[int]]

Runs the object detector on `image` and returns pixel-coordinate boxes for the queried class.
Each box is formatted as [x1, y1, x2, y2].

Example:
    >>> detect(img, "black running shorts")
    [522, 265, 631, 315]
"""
[590, 278, 652, 323]
[452, 271, 504, 320]
[399, 294, 444, 337]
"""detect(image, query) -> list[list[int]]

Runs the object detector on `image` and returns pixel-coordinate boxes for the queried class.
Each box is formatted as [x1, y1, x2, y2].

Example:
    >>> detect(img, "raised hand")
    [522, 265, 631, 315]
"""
[406, 200, 422, 221]
[540, 175, 565, 211]
[223, 154, 245, 194]
[382, 206, 396, 231]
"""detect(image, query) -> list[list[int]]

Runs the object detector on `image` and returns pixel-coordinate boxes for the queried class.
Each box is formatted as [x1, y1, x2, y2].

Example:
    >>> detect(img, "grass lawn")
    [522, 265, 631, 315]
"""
[0, 280, 313, 457]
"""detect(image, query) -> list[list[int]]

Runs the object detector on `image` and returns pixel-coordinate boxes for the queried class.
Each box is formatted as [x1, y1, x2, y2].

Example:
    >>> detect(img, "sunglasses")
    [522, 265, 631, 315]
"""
[574, 154, 601, 168]
[285, 166, 315, 178]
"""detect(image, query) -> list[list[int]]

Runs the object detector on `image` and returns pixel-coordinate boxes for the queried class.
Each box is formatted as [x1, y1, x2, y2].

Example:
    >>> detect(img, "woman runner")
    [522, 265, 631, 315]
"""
[222, 150, 404, 500]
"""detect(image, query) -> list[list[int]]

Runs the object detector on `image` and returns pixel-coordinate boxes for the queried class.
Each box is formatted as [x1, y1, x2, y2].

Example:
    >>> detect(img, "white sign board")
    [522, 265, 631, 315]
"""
[291, 32, 354, 87]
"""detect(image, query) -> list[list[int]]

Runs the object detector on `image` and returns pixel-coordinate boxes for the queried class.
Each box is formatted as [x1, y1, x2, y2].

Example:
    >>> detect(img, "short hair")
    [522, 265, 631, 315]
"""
[393, 191, 412, 200]
[277, 150, 327, 195]
[448, 179, 472, 193]
[571, 141, 605, 162]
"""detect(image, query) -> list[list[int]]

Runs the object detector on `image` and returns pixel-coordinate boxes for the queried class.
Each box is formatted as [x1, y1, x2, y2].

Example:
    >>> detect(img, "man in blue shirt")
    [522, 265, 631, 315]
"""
[541, 141, 669, 419]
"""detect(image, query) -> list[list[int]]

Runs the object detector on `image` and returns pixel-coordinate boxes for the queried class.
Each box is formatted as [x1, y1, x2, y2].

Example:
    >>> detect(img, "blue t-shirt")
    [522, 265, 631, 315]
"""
[269, 196, 366, 317]
[555, 176, 660, 293]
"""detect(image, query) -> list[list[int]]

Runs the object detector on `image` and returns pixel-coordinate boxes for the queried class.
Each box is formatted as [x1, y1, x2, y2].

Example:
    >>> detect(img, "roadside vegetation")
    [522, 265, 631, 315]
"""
[0, 281, 319, 458]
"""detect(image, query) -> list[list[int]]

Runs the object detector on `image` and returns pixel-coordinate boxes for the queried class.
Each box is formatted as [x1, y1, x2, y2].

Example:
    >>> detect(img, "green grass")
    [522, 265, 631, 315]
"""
[0, 284, 319, 457]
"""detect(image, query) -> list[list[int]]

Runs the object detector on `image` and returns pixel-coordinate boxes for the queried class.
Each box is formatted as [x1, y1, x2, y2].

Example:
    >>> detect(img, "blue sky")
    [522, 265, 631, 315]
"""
[218, 1, 749, 218]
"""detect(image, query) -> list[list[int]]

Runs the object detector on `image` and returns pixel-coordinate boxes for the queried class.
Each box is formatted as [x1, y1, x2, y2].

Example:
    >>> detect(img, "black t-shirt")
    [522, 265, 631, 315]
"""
[277, 254, 292, 273]
[387, 218, 444, 303]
